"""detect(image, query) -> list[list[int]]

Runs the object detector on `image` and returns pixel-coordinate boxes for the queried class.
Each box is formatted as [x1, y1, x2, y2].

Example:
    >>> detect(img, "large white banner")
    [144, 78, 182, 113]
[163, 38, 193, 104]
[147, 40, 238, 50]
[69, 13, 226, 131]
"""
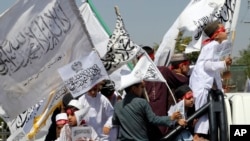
[154, 1, 193, 66]
[181, 0, 238, 52]
[154, 0, 240, 66]
[0, 0, 94, 119]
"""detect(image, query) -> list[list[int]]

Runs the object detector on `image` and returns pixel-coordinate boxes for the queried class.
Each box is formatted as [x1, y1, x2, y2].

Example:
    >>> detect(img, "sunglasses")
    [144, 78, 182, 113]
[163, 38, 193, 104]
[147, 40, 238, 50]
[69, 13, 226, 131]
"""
[182, 91, 194, 100]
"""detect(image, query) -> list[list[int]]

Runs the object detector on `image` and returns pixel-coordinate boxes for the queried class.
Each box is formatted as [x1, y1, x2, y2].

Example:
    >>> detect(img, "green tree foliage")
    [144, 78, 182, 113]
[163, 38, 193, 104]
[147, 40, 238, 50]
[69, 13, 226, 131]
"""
[234, 44, 250, 76]
[152, 31, 199, 64]
[175, 31, 192, 52]
[175, 31, 199, 64]
[152, 43, 159, 51]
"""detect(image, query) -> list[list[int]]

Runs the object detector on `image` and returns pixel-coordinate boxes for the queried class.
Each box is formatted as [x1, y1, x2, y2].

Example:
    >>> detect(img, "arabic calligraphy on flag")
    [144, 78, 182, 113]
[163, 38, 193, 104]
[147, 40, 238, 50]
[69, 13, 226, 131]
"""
[58, 51, 109, 98]
[134, 53, 166, 83]
[101, 13, 141, 74]
[0, 0, 94, 119]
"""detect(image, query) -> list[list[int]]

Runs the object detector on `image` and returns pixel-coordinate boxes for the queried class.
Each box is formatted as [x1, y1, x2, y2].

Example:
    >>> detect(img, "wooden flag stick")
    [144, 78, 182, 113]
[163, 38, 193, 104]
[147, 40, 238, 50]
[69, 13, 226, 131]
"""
[164, 82, 177, 104]
[114, 6, 121, 16]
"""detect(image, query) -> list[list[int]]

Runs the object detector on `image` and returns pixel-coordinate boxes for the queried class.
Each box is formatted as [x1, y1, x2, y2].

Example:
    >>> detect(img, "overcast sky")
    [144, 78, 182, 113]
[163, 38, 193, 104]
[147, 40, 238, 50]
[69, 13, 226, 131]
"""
[1, 0, 250, 57]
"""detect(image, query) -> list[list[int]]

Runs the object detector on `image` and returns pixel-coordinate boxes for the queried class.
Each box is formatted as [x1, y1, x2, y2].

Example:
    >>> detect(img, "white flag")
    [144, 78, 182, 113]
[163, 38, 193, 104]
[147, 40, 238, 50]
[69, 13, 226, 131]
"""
[227, 0, 241, 42]
[154, 1, 193, 66]
[58, 51, 109, 98]
[109, 64, 132, 90]
[155, 0, 239, 66]
[182, 0, 239, 52]
[178, 0, 225, 31]
[0, 0, 94, 119]
[136, 53, 166, 83]
[101, 12, 142, 74]
[79, 1, 109, 57]
[120, 53, 166, 90]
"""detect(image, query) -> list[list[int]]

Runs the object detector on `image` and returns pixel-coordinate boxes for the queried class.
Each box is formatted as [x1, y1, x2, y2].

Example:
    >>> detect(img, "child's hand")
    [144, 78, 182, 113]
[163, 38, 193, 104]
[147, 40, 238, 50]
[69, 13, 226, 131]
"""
[224, 56, 232, 66]
[177, 119, 187, 127]
[103, 126, 111, 135]
[171, 111, 182, 120]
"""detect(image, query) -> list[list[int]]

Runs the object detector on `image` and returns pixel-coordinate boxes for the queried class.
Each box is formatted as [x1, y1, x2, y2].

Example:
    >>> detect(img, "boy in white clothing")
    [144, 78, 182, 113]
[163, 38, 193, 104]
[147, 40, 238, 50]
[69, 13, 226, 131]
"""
[78, 82, 117, 141]
[168, 85, 195, 141]
[189, 20, 232, 141]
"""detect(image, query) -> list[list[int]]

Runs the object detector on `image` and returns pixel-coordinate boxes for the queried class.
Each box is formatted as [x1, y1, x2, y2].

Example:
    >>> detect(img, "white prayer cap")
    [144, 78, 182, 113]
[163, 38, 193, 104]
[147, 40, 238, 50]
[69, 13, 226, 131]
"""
[68, 99, 82, 110]
[56, 113, 68, 125]
[119, 69, 142, 90]
[170, 53, 188, 62]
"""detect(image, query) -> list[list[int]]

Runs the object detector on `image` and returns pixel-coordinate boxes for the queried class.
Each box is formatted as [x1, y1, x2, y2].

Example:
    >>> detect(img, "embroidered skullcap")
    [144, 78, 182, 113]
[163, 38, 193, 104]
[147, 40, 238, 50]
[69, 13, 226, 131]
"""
[203, 20, 220, 38]
[170, 53, 188, 62]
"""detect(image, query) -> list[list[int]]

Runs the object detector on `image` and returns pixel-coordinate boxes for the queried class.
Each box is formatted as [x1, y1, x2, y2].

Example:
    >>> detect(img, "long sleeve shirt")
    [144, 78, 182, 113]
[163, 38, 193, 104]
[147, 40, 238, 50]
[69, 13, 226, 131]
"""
[78, 92, 114, 139]
[189, 40, 226, 96]
[112, 93, 175, 141]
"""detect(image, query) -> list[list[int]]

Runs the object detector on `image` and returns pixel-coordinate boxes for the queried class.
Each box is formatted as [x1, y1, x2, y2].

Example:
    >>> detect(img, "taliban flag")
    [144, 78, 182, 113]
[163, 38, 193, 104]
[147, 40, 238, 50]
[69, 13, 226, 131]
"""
[120, 53, 166, 90]
[101, 7, 142, 74]
[0, 0, 94, 119]
[154, 0, 240, 66]
[180, 0, 239, 53]
[58, 51, 109, 98]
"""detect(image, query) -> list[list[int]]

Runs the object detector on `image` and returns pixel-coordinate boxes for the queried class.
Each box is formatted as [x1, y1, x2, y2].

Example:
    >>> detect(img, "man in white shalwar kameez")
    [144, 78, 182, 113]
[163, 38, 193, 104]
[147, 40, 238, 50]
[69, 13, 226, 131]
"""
[78, 82, 116, 141]
[189, 20, 232, 141]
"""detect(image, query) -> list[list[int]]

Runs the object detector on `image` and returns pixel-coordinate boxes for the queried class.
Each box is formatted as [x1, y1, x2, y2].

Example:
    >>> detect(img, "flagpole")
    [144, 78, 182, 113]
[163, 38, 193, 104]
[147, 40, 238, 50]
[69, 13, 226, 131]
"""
[225, 0, 241, 91]
[114, 5, 135, 70]
[143, 88, 150, 102]
[164, 82, 177, 104]
[88, 2, 134, 70]
[87, 0, 112, 35]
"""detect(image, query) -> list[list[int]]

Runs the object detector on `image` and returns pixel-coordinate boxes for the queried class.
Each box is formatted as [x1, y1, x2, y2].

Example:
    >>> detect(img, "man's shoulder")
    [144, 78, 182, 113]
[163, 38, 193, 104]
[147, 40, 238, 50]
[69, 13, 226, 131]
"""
[133, 97, 149, 105]
[157, 66, 170, 72]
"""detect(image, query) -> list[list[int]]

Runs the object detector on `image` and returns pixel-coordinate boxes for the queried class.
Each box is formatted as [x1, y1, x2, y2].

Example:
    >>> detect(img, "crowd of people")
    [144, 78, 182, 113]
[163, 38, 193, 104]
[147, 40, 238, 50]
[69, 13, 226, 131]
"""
[45, 20, 232, 141]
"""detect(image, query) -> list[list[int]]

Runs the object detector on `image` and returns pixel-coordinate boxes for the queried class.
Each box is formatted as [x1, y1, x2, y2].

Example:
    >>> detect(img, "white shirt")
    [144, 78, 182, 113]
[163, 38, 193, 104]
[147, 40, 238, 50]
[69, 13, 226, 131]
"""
[189, 40, 226, 96]
[78, 92, 114, 140]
